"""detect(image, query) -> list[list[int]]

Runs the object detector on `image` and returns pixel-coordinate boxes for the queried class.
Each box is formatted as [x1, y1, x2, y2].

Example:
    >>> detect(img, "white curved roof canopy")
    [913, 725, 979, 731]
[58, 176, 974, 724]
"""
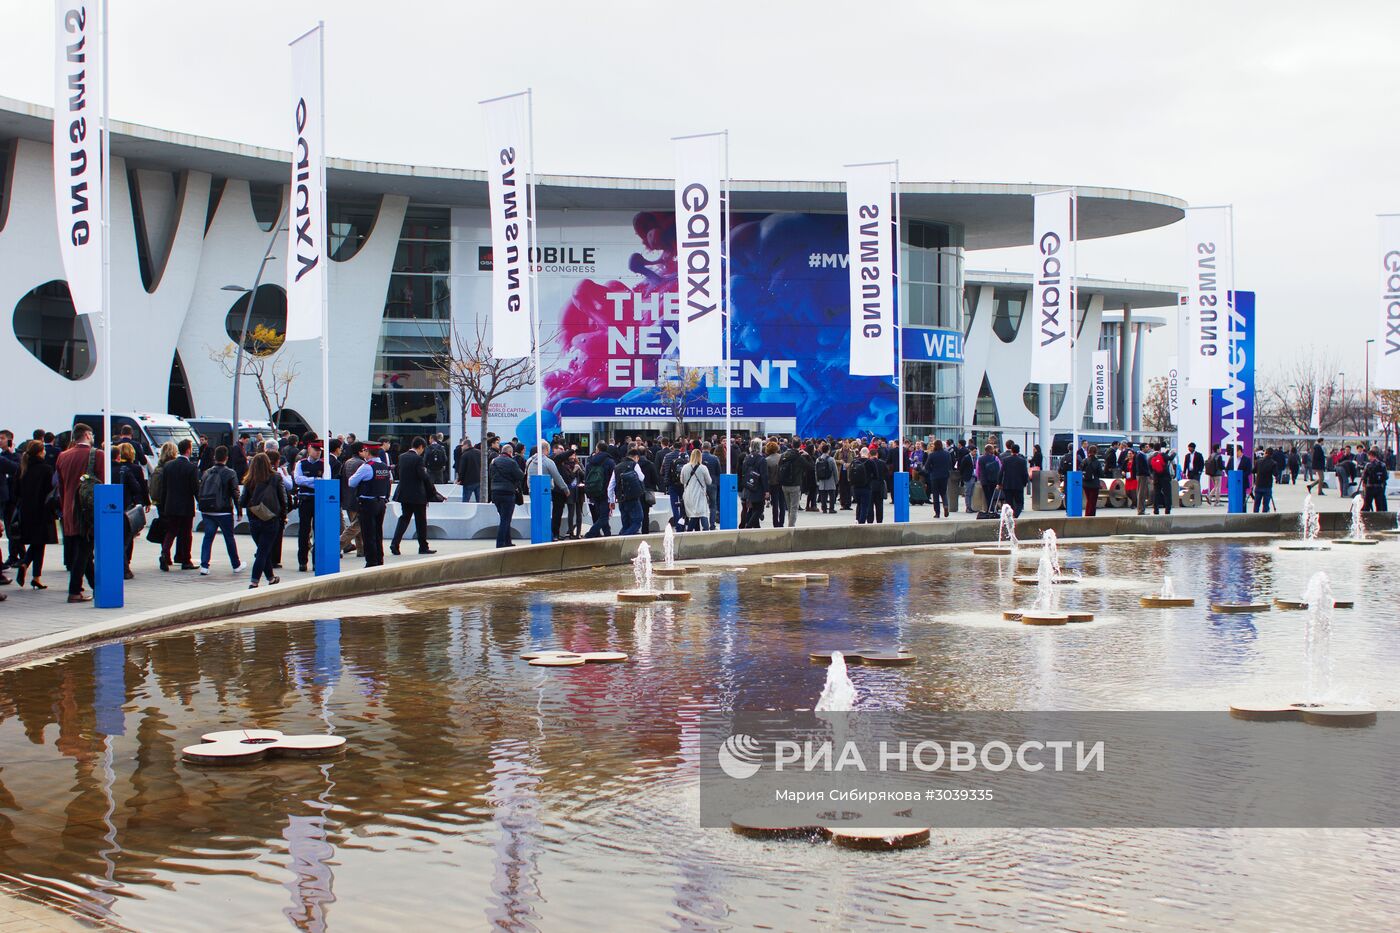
[0, 94, 1185, 250]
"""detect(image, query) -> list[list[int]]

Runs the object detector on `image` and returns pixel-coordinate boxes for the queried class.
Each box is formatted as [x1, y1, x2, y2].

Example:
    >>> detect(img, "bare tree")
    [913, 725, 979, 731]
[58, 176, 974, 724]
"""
[653, 363, 707, 438]
[1256, 350, 1353, 435]
[208, 323, 299, 426]
[423, 319, 538, 492]
[1375, 389, 1400, 449]
[1141, 376, 1172, 432]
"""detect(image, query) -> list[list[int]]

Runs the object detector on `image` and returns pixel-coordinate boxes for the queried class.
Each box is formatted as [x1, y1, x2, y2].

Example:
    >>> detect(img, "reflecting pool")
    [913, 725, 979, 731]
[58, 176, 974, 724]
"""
[1, 536, 1398, 931]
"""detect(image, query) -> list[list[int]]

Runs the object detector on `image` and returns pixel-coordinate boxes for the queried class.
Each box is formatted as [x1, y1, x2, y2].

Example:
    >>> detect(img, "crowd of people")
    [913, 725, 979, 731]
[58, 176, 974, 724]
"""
[0, 424, 1393, 603]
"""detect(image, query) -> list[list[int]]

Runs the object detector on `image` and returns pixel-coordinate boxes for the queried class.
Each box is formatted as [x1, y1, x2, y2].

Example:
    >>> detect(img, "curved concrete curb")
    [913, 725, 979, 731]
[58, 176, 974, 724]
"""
[0, 509, 1380, 670]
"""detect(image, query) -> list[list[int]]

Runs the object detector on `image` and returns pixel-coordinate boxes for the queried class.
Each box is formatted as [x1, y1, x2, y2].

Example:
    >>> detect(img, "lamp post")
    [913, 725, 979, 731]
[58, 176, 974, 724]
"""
[222, 220, 283, 433]
[1365, 338, 1376, 440]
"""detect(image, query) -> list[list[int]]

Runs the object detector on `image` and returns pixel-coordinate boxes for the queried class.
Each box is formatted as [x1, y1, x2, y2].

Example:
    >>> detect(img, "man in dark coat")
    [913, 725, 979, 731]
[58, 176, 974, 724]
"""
[1310, 438, 1327, 494]
[158, 438, 200, 571]
[390, 436, 436, 555]
[998, 442, 1030, 517]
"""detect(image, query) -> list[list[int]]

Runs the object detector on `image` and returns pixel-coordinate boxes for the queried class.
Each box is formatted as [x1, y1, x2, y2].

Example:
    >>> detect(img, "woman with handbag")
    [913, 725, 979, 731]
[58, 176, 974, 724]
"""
[679, 449, 712, 532]
[14, 441, 55, 590]
[239, 453, 286, 588]
[115, 443, 149, 580]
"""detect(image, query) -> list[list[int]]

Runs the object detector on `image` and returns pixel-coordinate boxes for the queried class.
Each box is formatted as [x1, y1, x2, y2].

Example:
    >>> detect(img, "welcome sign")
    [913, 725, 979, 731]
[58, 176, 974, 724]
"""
[901, 327, 965, 364]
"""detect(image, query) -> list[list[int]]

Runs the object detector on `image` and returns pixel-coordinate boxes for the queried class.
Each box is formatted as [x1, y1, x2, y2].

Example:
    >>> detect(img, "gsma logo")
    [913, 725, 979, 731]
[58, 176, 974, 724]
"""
[717, 734, 763, 780]
[478, 247, 493, 272]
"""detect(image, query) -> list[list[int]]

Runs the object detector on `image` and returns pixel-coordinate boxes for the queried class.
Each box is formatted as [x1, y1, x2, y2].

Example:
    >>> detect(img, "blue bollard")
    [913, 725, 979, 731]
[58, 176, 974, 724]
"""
[314, 478, 340, 576]
[93, 483, 124, 609]
[1065, 470, 1084, 517]
[530, 473, 552, 544]
[893, 471, 910, 523]
[1227, 470, 1245, 513]
[720, 473, 738, 530]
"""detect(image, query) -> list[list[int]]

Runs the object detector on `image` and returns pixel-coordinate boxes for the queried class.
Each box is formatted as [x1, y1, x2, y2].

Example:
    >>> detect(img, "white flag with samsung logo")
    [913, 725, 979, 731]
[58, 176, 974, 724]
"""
[1029, 190, 1073, 384]
[674, 134, 725, 367]
[53, 0, 102, 317]
[1310, 365, 1323, 431]
[1377, 213, 1400, 390]
[1184, 206, 1231, 390]
[846, 163, 894, 376]
[1092, 350, 1111, 424]
[482, 93, 534, 360]
[286, 25, 326, 342]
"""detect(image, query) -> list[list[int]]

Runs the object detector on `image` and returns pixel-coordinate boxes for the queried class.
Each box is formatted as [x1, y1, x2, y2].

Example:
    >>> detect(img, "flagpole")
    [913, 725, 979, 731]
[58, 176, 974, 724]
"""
[723, 130, 732, 476]
[317, 21, 330, 479]
[1071, 187, 1079, 467]
[100, 0, 111, 469]
[894, 160, 903, 473]
[527, 88, 543, 475]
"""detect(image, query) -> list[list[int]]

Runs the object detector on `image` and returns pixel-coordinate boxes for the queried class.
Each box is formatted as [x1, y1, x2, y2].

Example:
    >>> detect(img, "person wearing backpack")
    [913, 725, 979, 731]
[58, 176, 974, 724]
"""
[239, 452, 287, 586]
[610, 447, 647, 536]
[661, 445, 686, 531]
[777, 444, 808, 527]
[425, 434, 449, 484]
[739, 439, 768, 529]
[197, 445, 244, 575]
[1149, 442, 1172, 515]
[815, 443, 837, 513]
[976, 443, 1002, 515]
[55, 423, 105, 603]
[582, 441, 617, 538]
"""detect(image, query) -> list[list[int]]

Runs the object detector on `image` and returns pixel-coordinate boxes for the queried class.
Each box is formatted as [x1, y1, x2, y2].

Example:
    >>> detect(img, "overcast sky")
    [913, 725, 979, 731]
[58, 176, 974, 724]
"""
[3, 0, 1395, 387]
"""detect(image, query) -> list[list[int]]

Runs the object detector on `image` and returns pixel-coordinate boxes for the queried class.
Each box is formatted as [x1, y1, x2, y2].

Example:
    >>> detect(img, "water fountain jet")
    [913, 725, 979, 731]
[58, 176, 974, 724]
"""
[1278, 494, 1331, 550]
[1336, 495, 1378, 544]
[1141, 573, 1195, 608]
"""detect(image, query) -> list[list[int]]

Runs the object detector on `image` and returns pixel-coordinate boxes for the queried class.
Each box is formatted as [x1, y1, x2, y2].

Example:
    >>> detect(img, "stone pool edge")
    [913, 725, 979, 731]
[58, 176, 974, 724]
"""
[0, 509, 1377, 671]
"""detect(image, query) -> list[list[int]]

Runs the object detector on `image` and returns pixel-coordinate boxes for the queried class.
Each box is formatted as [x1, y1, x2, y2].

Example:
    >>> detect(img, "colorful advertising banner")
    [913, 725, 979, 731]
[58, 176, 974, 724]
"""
[1377, 213, 1400, 390]
[481, 92, 534, 360]
[673, 134, 726, 367]
[845, 163, 894, 376]
[53, 0, 102, 318]
[1029, 190, 1074, 384]
[1185, 206, 1231, 390]
[286, 25, 325, 342]
[1092, 350, 1111, 424]
[1211, 290, 1255, 459]
[460, 211, 904, 440]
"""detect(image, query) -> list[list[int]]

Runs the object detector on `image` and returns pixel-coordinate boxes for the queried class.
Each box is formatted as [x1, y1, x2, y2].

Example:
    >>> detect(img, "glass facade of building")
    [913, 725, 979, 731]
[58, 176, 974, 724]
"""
[368, 202, 452, 442]
[902, 221, 964, 441]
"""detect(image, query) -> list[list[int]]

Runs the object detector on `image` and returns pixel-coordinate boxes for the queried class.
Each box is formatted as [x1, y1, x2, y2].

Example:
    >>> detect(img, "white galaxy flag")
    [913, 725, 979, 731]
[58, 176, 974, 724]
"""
[1376, 214, 1400, 390]
[846, 163, 894, 376]
[482, 93, 534, 360]
[1092, 350, 1111, 424]
[1029, 190, 1074, 383]
[674, 134, 725, 367]
[1166, 355, 1179, 427]
[1184, 206, 1232, 390]
[1310, 365, 1322, 431]
[53, 0, 102, 317]
[286, 25, 326, 342]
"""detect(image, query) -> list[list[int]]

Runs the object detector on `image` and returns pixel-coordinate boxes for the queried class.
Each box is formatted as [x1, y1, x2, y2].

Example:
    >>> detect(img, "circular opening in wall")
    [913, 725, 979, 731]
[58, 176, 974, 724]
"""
[1022, 383, 1067, 420]
[273, 409, 311, 437]
[12, 280, 95, 380]
[224, 285, 288, 357]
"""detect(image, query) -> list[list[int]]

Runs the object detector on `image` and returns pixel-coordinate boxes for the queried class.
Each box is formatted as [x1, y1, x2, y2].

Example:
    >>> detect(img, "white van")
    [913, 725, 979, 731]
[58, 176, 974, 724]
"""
[74, 411, 200, 460]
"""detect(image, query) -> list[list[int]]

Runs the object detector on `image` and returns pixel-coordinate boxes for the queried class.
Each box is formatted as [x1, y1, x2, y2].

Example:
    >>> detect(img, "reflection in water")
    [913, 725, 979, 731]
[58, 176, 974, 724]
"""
[0, 539, 1397, 930]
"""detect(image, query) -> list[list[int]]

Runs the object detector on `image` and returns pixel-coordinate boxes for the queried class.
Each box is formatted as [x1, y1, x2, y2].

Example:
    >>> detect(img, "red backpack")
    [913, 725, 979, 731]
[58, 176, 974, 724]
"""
[1150, 452, 1166, 474]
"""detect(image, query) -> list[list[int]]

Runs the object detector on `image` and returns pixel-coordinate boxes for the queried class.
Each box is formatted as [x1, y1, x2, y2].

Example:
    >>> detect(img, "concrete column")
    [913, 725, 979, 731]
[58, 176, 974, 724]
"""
[1119, 304, 1131, 432]
[1131, 322, 1145, 433]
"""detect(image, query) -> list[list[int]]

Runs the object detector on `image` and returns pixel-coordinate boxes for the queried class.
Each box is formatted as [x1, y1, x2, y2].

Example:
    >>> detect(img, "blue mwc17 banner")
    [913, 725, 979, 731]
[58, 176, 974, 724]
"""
[1211, 290, 1254, 457]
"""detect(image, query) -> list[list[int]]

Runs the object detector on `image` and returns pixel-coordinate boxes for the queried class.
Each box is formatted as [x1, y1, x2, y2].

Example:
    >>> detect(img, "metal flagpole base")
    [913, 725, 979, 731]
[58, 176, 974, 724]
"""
[93, 483, 124, 608]
[530, 474, 552, 544]
[1065, 470, 1084, 517]
[720, 473, 738, 530]
[893, 472, 910, 523]
[313, 479, 340, 576]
